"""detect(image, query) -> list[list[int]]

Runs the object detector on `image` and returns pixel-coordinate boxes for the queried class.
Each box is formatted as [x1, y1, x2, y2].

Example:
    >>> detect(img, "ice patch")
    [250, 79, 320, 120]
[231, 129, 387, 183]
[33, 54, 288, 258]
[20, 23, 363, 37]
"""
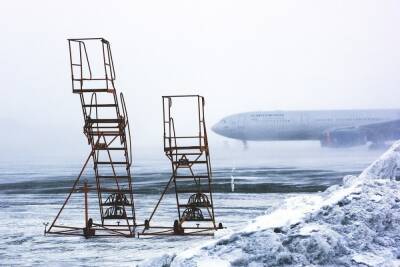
[359, 140, 400, 180]
[138, 254, 175, 267]
[141, 141, 400, 267]
[352, 252, 387, 266]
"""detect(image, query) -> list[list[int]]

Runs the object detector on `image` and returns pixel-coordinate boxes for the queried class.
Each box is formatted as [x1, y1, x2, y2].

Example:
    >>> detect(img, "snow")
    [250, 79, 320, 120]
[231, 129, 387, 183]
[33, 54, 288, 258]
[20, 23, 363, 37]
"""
[140, 141, 400, 267]
[352, 252, 388, 266]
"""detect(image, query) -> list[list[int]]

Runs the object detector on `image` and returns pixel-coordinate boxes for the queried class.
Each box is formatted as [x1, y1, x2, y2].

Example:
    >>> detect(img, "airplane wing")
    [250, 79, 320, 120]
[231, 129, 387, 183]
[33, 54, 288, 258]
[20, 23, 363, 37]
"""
[320, 120, 400, 148]
[360, 119, 400, 142]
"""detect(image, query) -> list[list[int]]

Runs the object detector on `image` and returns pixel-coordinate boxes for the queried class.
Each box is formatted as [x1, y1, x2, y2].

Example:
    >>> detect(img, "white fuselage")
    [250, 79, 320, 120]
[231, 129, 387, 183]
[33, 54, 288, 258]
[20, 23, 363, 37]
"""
[212, 109, 400, 141]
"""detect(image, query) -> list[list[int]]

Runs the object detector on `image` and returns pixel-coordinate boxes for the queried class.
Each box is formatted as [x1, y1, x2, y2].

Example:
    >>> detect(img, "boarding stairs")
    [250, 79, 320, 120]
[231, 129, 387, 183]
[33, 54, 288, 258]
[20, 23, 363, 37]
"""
[71, 38, 136, 234]
[46, 38, 136, 237]
[142, 95, 221, 236]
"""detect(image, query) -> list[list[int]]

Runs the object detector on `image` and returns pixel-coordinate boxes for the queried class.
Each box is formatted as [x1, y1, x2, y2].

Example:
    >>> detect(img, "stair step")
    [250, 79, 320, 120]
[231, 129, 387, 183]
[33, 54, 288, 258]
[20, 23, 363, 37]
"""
[95, 147, 125, 151]
[73, 89, 114, 93]
[97, 175, 130, 179]
[165, 146, 205, 151]
[73, 78, 113, 81]
[173, 153, 203, 156]
[87, 126, 121, 129]
[96, 161, 127, 165]
[175, 175, 209, 179]
[83, 104, 117, 108]
[87, 118, 123, 123]
[87, 131, 122, 136]
[173, 161, 208, 165]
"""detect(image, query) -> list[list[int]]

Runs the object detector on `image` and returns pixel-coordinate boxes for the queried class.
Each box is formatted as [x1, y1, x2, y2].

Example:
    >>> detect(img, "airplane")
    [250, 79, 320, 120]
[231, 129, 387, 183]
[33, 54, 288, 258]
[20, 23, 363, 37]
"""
[211, 109, 400, 148]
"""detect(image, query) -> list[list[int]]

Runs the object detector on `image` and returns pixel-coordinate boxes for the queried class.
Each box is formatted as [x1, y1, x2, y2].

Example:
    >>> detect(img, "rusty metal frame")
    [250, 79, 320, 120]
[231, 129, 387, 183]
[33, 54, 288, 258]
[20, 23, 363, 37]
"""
[46, 38, 137, 238]
[140, 95, 223, 236]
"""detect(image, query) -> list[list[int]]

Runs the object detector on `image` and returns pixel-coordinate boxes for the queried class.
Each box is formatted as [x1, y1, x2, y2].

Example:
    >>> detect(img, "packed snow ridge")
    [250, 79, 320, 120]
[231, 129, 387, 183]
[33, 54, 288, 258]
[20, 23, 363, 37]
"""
[140, 141, 400, 267]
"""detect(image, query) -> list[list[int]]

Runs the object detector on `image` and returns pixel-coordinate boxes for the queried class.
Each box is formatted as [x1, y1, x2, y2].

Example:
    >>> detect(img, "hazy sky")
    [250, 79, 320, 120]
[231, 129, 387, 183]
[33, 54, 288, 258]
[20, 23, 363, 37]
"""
[1, 0, 400, 162]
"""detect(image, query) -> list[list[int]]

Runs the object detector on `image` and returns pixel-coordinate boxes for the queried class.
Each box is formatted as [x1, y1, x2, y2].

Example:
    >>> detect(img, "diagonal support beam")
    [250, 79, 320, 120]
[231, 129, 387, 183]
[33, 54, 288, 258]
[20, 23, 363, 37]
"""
[47, 151, 93, 233]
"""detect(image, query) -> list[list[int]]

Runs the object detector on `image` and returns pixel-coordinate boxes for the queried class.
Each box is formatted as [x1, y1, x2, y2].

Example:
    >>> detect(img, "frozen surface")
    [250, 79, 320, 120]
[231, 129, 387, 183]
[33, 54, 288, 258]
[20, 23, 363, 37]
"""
[146, 141, 400, 267]
[0, 144, 390, 266]
[0, 193, 287, 266]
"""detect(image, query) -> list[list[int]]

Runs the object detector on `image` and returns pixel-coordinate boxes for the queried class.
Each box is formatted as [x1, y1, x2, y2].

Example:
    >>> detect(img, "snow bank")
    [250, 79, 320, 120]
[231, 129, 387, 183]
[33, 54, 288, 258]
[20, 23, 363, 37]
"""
[141, 141, 400, 267]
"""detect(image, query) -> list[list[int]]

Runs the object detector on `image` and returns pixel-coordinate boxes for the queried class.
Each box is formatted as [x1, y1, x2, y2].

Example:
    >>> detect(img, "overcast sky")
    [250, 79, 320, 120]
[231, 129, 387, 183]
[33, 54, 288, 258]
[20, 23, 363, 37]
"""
[1, 0, 399, 163]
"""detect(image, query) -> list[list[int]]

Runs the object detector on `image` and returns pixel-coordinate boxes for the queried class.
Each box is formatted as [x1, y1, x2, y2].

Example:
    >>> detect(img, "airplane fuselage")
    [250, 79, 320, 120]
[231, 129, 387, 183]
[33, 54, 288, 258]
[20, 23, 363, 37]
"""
[212, 109, 400, 142]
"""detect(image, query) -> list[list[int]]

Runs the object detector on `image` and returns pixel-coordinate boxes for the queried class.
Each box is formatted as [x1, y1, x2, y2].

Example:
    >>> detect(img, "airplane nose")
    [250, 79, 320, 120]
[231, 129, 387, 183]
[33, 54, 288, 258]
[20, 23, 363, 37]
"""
[211, 122, 220, 134]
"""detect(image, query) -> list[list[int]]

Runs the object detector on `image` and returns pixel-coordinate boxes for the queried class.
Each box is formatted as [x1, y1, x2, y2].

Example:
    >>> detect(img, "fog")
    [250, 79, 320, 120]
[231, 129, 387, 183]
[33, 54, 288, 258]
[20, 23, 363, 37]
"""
[1, 0, 400, 163]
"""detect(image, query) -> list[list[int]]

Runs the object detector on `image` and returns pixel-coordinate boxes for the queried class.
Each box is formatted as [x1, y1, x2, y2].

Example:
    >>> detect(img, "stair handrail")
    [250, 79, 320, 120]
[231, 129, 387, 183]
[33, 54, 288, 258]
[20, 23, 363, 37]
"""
[120, 93, 133, 167]
[105, 40, 116, 80]
[169, 117, 178, 162]
[88, 92, 98, 119]
[200, 96, 208, 152]
[80, 41, 92, 80]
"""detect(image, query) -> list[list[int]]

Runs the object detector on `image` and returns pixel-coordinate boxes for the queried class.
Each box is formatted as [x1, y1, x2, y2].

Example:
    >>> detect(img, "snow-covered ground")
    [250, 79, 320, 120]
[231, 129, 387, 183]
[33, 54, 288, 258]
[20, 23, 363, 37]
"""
[142, 141, 400, 267]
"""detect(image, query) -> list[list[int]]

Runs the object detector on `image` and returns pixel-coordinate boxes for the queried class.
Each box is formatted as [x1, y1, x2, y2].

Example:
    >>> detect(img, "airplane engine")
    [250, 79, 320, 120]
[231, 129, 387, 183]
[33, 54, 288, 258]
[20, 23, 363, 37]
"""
[320, 128, 367, 148]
